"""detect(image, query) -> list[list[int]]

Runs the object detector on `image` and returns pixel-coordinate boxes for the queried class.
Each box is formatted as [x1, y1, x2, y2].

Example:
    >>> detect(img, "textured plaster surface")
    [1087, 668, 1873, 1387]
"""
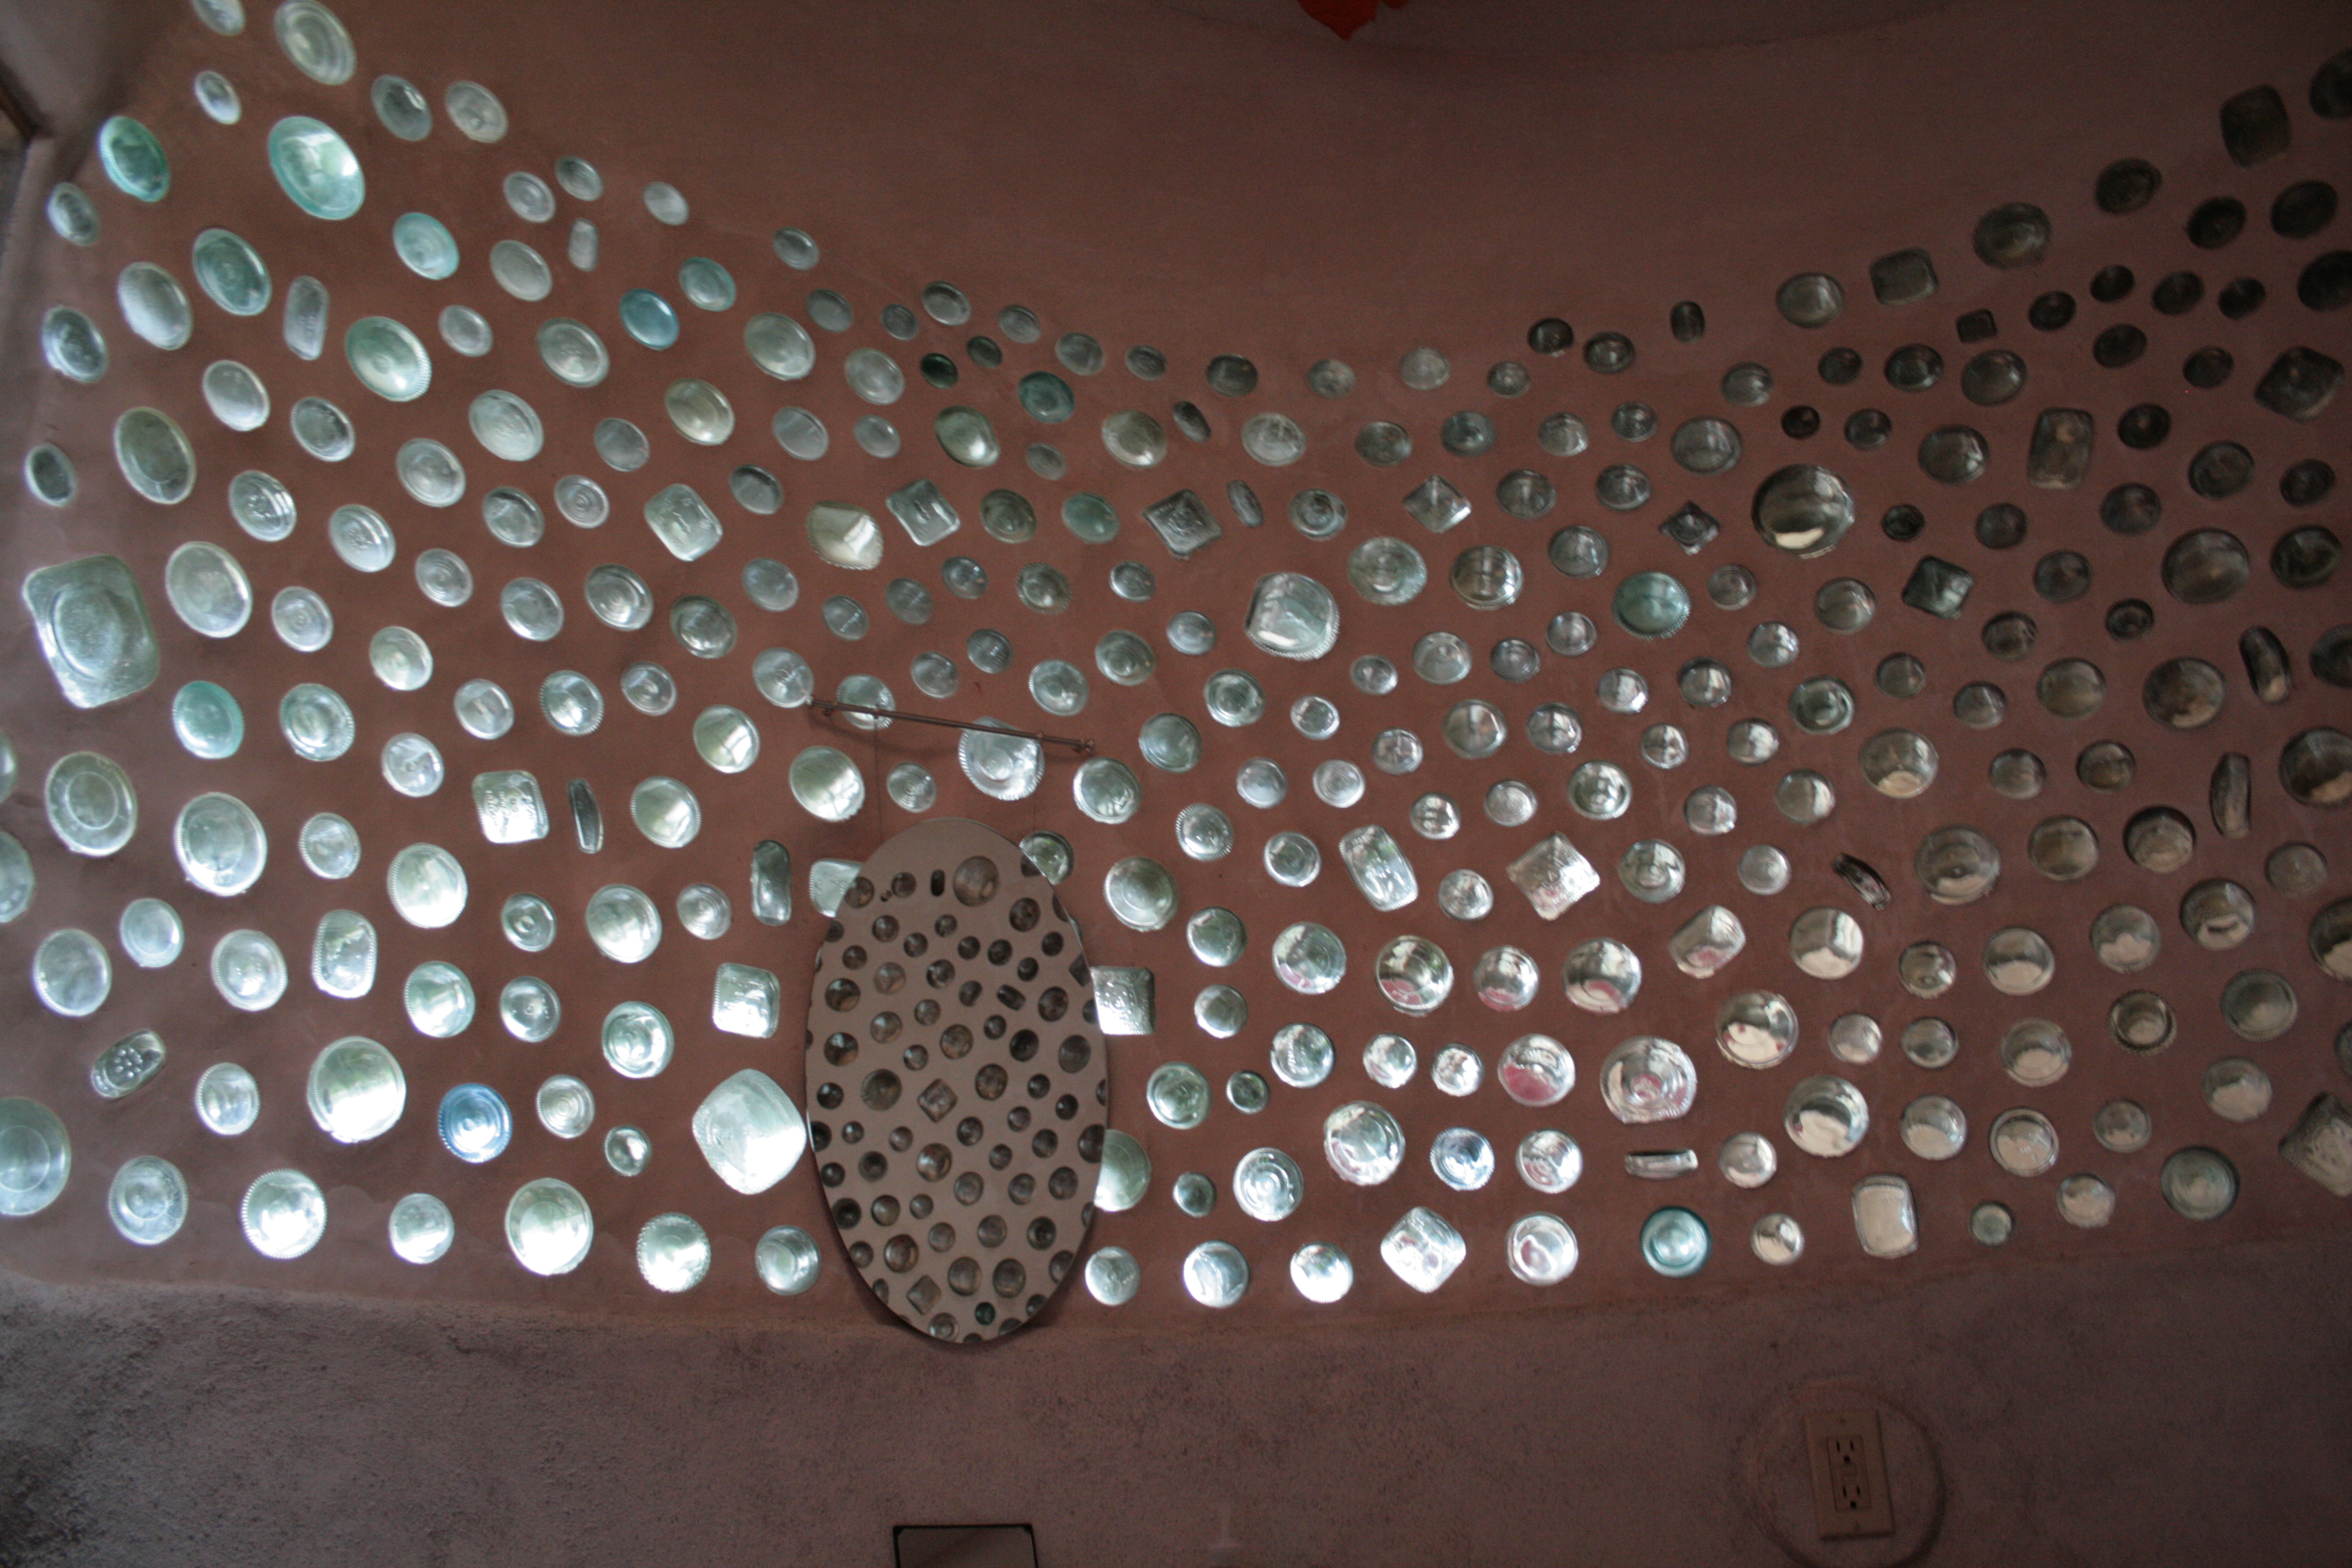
[0, 1231, 2347, 1564]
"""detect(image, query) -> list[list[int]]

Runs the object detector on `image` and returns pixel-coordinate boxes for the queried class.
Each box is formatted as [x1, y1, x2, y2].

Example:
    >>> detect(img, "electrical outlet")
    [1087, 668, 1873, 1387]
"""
[1804, 1410, 1895, 1539]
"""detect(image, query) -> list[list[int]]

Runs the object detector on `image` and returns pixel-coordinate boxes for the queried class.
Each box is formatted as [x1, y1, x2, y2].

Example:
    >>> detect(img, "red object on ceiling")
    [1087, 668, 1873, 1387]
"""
[1297, 0, 1405, 39]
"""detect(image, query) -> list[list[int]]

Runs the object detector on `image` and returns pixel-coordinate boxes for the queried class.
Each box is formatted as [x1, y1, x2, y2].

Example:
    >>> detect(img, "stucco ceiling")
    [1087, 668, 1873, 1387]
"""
[1166, 0, 1962, 51]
